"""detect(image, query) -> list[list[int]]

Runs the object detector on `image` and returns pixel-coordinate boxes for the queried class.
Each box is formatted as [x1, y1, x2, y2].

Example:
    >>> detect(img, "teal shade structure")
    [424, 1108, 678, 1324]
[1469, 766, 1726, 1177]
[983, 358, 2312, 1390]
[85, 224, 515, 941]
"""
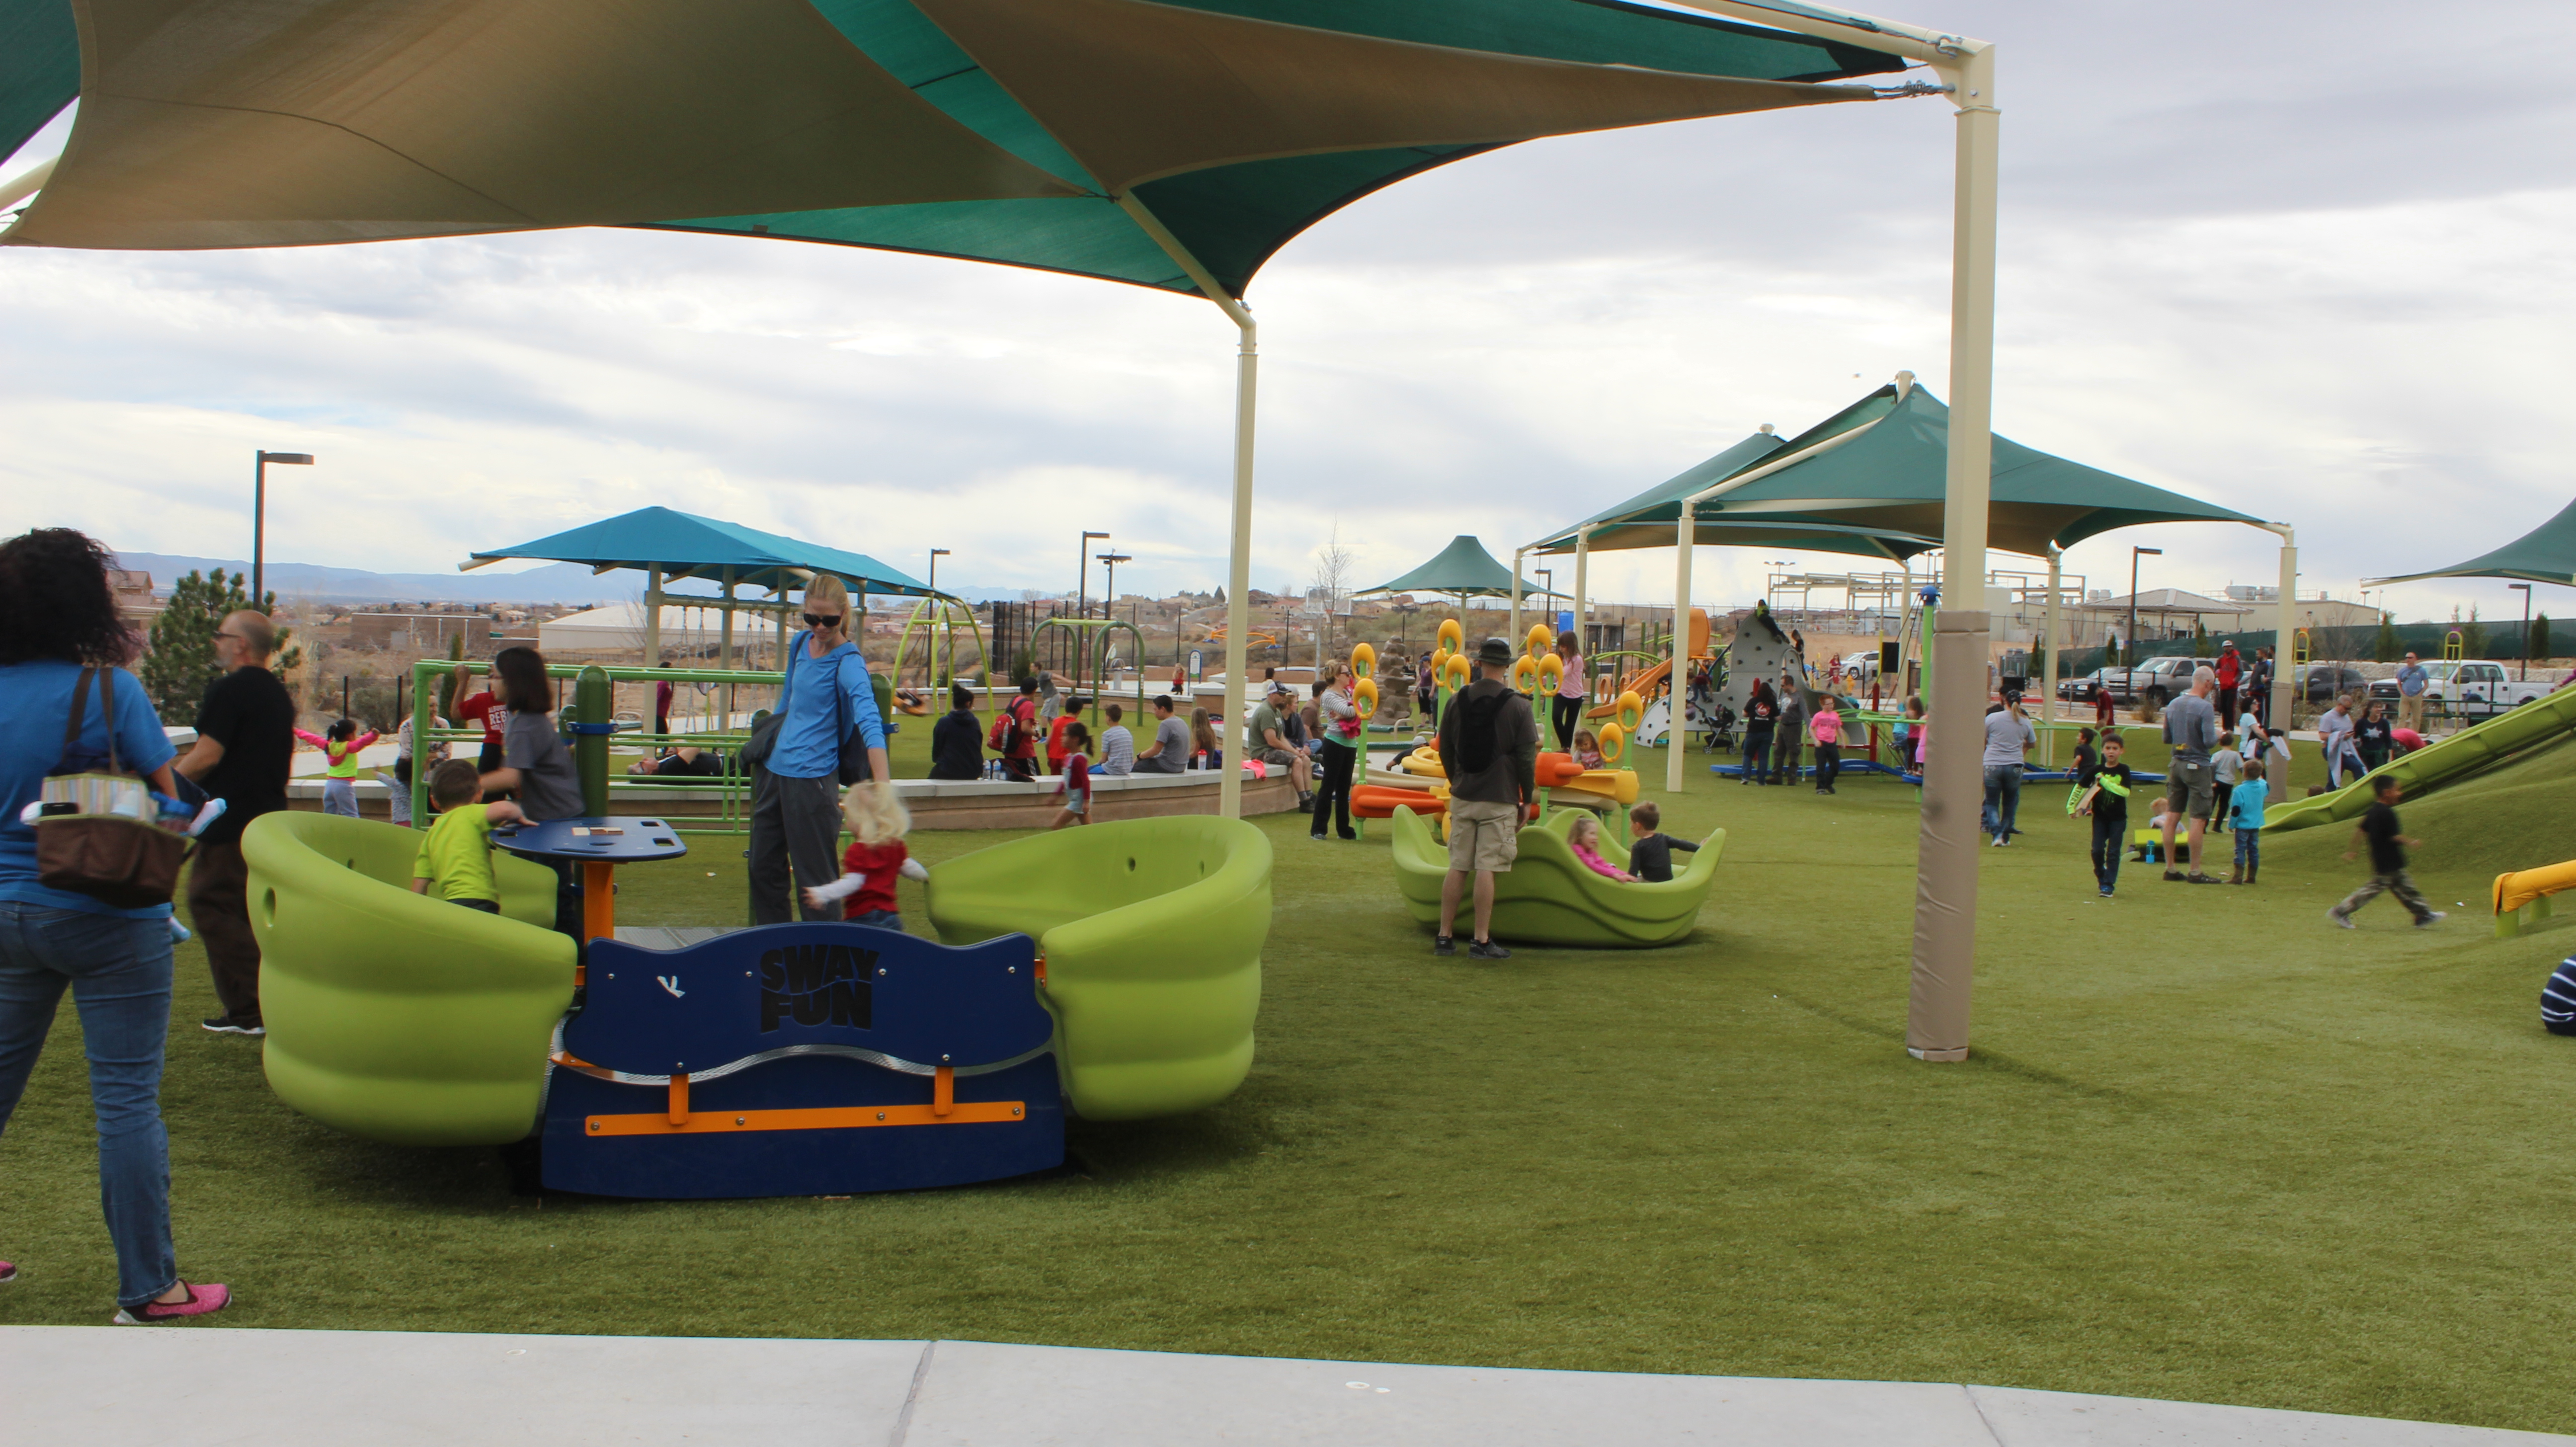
[2364, 497, 2576, 588]
[469, 506, 935, 597]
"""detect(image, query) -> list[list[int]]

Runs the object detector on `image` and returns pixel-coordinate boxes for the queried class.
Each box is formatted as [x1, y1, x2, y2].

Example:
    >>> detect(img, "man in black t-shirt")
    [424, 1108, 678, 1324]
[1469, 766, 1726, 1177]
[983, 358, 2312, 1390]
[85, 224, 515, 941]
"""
[2328, 776, 2442, 929]
[176, 609, 299, 1035]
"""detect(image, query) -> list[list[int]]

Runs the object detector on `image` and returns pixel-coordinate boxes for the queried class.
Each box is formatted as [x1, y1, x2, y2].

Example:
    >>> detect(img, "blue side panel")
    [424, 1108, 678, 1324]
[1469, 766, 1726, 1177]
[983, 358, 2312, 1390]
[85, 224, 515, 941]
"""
[544, 922, 1061, 1199]
[0, 0, 77, 164]
[542, 1054, 1061, 1199]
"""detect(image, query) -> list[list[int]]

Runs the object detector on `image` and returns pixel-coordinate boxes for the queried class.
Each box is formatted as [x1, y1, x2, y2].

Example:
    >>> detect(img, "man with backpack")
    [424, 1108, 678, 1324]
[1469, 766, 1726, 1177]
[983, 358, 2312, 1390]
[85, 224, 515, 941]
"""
[1435, 638, 1540, 961]
[989, 677, 1040, 781]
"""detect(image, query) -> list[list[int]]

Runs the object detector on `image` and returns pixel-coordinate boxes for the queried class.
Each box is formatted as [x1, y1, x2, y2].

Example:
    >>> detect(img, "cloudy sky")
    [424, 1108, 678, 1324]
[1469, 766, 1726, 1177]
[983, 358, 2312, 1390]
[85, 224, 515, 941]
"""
[3, 0, 2571, 626]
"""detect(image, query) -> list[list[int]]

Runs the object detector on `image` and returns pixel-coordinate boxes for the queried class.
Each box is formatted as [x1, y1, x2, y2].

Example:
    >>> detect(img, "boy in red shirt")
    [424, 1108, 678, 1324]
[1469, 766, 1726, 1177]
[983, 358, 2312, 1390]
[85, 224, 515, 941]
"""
[1046, 697, 1090, 773]
[802, 783, 928, 933]
[1050, 721, 1093, 830]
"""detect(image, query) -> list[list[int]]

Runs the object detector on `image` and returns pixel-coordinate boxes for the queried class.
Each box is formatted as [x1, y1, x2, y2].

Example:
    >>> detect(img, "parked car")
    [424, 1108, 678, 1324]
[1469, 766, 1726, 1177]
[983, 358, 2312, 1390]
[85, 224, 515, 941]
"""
[2365, 659, 2554, 718]
[2057, 666, 2131, 703]
[2290, 664, 2371, 706]
[2126, 656, 2205, 706]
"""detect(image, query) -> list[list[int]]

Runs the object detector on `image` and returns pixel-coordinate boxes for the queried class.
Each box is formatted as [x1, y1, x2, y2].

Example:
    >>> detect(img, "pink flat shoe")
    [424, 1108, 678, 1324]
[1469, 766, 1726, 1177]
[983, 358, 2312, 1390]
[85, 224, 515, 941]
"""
[114, 1282, 230, 1324]
[0, 1260, 16, 1283]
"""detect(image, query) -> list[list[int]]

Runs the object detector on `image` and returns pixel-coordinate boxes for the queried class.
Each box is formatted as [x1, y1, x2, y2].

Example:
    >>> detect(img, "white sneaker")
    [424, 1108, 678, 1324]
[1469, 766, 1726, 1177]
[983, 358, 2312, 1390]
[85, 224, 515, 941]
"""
[2416, 911, 2446, 928]
[2327, 909, 2353, 930]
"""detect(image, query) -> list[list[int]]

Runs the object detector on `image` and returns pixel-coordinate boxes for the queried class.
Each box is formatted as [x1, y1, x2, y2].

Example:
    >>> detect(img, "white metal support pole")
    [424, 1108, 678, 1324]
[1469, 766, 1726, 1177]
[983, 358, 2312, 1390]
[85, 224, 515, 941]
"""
[2041, 546, 2061, 765]
[1667, 502, 1696, 795]
[644, 566, 662, 671]
[1572, 526, 1593, 656]
[1218, 314, 1258, 820]
[1114, 192, 1261, 820]
[1510, 548, 1528, 647]
[2261, 523, 2297, 730]
[1907, 39, 1999, 1064]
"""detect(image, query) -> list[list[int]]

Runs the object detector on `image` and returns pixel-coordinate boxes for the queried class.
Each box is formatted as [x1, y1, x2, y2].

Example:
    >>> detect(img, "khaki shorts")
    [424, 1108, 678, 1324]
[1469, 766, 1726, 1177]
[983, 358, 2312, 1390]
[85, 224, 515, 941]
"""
[1258, 747, 1301, 768]
[1448, 798, 1522, 873]
[2166, 759, 2215, 820]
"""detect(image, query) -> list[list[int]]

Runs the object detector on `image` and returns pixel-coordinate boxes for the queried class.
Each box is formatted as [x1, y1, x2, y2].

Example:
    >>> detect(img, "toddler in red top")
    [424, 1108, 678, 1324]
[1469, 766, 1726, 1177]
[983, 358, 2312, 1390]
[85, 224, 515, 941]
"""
[1050, 721, 1093, 830]
[802, 782, 928, 933]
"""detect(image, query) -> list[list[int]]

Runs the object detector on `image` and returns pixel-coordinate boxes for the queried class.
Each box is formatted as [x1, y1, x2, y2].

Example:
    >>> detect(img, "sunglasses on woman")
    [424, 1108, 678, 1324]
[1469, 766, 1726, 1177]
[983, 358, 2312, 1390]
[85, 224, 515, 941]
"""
[802, 613, 844, 629]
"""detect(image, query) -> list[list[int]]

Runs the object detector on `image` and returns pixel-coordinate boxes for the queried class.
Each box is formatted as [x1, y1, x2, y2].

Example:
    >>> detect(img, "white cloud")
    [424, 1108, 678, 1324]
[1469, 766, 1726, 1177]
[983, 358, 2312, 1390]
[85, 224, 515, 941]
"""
[4, 0, 2574, 628]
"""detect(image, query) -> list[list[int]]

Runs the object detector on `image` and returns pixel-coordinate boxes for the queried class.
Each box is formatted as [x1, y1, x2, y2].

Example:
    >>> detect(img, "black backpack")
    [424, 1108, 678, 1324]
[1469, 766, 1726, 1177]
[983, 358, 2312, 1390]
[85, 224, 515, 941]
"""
[1454, 686, 1507, 775]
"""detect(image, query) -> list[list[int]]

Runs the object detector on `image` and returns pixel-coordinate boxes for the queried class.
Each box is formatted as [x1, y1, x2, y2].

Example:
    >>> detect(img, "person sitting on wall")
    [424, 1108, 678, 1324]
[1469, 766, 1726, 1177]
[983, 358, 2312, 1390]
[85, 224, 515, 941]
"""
[928, 685, 983, 781]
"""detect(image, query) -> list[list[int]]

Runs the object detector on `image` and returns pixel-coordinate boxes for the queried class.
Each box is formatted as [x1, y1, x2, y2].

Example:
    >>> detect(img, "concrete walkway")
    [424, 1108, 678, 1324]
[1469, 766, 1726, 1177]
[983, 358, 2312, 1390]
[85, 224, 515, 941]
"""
[3, 1328, 2562, 1446]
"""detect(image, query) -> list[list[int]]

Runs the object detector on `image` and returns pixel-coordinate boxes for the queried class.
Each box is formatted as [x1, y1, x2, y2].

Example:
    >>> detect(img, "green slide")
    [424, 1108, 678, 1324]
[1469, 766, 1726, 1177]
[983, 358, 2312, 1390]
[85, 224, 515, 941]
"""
[242, 811, 576, 1146]
[927, 816, 1271, 1121]
[1389, 804, 1724, 947]
[2265, 684, 2576, 832]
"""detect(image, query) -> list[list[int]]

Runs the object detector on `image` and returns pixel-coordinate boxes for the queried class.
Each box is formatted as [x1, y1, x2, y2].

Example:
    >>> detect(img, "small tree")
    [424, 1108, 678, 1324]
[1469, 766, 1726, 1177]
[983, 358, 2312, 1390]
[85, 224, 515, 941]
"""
[141, 568, 299, 720]
[2192, 620, 2208, 656]
[2372, 615, 2401, 662]
[2463, 604, 2490, 658]
[436, 634, 467, 720]
[1309, 523, 1354, 666]
[2535, 613, 2554, 665]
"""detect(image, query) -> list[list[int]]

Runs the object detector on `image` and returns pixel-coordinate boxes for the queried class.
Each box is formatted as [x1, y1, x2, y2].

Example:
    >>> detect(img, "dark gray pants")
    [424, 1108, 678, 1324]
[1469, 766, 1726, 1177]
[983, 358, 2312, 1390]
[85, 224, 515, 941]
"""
[749, 770, 842, 925]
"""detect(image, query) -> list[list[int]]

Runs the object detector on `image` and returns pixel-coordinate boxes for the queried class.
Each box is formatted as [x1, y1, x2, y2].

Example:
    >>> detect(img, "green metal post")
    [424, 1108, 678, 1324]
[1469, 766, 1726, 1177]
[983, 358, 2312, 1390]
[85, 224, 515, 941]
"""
[574, 664, 612, 817]
[409, 658, 434, 828]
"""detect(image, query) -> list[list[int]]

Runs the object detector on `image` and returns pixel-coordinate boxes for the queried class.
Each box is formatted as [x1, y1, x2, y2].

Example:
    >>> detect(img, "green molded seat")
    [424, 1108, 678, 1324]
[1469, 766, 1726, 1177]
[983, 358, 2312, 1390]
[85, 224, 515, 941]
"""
[1389, 804, 1723, 947]
[242, 811, 575, 1146]
[926, 816, 1270, 1121]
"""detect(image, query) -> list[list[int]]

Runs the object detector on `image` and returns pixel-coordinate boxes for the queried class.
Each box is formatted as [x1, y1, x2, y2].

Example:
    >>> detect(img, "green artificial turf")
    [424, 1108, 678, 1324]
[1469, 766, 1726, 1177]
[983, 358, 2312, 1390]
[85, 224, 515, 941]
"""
[8, 728, 2576, 1434]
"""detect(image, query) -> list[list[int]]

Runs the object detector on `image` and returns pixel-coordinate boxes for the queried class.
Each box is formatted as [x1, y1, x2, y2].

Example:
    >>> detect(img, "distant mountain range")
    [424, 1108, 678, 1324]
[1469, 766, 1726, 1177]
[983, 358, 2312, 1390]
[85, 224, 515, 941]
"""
[113, 552, 1014, 607]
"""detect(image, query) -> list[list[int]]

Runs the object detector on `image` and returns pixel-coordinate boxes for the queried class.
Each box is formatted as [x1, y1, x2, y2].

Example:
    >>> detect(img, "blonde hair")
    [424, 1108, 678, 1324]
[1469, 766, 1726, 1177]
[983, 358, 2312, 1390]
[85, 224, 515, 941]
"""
[804, 574, 849, 616]
[1567, 815, 1602, 852]
[841, 780, 910, 846]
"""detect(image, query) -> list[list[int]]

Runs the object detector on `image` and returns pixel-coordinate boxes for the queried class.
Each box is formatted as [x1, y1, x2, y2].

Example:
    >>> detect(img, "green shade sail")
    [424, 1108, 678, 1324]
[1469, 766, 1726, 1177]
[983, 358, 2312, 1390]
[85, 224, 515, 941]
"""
[1545, 380, 2258, 562]
[0, 0, 1903, 295]
[2363, 497, 2576, 588]
[1356, 534, 1561, 601]
[468, 506, 936, 597]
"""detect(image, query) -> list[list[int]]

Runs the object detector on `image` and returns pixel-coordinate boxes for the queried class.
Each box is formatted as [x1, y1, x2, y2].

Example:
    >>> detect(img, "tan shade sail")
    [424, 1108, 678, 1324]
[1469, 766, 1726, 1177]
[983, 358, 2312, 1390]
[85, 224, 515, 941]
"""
[915, 0, 1870, 194]
[8, 0, 1084, 250]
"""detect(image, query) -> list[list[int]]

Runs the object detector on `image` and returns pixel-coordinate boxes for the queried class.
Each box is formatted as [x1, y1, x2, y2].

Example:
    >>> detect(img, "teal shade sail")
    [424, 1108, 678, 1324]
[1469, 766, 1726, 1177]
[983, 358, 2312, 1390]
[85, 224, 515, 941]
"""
[470, 507, 935, 597]
[1357, 535, 1562, 601]
[2364, 497, 2576, 588]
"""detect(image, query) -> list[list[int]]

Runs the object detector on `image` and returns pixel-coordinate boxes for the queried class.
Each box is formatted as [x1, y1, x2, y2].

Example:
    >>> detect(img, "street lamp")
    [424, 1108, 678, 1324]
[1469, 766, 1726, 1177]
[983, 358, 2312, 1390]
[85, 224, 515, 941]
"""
[1075, 530, 1109, 687]
[2511, 583, 2533, 680]
[251, 449, 315, 605]
[1096, 552, 1130, 624]
[2126, 547, 2163, 668]
[927, 548, 950, 596]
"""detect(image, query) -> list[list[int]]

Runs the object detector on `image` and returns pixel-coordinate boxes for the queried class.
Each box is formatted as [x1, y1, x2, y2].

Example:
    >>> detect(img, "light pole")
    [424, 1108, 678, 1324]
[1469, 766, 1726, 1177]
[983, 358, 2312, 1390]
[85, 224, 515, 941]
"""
[1097, 554, 1130, 660]
[927, 548, 950, 596]
[2511, 583, 2533, 680]
[1075, 530, 1109, 688]
[2126, 547, 2162, 668]
[252, 449, 315, 605]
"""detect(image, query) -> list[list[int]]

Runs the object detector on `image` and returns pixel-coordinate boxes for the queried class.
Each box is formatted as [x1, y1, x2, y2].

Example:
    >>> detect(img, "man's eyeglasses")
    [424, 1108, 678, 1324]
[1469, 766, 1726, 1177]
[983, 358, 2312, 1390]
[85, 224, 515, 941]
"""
[802, 613, 845, 629]
[214, 631, 244, 643]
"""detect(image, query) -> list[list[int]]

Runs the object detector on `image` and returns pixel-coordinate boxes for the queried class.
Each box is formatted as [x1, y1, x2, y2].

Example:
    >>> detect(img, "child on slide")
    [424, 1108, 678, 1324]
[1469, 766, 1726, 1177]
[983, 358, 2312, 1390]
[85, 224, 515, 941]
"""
[1624, 801, 1700, 883]
[409, 759, 526, 912]
[803, 782, 930, 933]
[1566, 814, 1635, 883]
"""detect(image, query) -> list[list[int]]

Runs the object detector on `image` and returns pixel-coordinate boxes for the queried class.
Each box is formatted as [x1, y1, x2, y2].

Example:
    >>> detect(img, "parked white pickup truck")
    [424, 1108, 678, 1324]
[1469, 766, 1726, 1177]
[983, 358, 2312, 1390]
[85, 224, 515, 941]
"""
[2366, 660, 2555, 718]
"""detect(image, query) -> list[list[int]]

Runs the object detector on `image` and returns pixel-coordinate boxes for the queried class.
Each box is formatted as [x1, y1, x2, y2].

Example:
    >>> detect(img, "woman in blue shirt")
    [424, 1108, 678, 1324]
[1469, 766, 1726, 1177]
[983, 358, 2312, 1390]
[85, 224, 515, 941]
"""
[749, 575, 888, 924]
[0, 528, 230, 1322]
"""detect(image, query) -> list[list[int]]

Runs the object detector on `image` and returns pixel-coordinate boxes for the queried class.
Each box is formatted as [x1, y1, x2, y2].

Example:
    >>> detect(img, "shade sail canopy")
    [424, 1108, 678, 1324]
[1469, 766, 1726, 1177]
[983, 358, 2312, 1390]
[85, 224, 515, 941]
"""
[1356, 535, 1562, 601]
[0, 0, 1902, 295]
[468, 507, 935, 597]
[1551, 381, 2257, 560]
[2364, 497, 2576, 588]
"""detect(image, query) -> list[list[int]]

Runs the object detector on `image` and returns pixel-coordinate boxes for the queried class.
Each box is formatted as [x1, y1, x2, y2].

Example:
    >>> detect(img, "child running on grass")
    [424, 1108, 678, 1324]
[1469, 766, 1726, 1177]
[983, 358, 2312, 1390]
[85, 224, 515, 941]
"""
[2328, 776, 2443, 929]
[297, 716, 380, 817]
[1050, 721, 1092, 829]
[1624, 801, 1700, 883]
[409, 759, 525, 912]
[2226, 757, 2267, 884]
[2076, 733, 2133, 897]
[1565, 814, 1634, 882]
[803, 781, 929, 933]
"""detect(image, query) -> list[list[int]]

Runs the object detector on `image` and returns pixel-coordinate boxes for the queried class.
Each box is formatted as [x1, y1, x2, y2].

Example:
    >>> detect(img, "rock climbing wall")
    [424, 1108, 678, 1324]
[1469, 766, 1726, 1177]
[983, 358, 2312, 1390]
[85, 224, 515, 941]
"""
[1723, 607, 1807, 718]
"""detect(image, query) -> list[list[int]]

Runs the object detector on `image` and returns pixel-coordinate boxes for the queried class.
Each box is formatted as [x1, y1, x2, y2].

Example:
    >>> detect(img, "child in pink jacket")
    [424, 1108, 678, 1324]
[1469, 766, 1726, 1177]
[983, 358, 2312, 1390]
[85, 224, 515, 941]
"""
[1566, 814, 1635, 883]
[295, 717, 381, 817]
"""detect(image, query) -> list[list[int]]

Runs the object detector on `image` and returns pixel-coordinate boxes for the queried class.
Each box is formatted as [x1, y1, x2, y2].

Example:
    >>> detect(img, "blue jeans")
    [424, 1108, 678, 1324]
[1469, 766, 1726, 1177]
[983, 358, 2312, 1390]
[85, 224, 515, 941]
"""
[322, 777, 359, 816]
[1981, 764, 2024, 839]
[2234, 829, 2260, 874]
[0, 902, 179, 1308]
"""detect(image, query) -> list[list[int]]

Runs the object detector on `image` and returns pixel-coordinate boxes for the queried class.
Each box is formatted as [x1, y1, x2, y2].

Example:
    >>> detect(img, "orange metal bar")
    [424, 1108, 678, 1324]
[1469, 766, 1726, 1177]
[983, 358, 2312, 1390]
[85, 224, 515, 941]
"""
[582, 861, 616, 942]
[584, 1101, 1026, 1137]
[667, 1073, 689, 1126]
[933, 1065, 954, 1117]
